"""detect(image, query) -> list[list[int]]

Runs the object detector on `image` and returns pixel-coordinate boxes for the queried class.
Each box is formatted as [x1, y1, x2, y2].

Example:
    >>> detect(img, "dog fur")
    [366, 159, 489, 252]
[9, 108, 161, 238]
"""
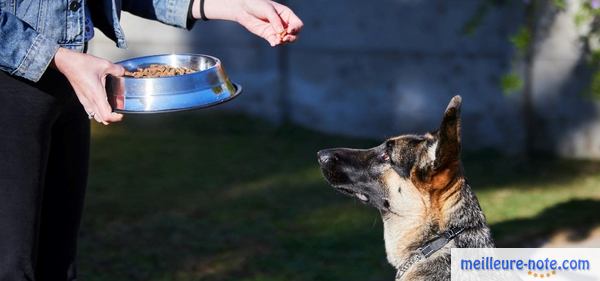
[318, 96, 494, 281]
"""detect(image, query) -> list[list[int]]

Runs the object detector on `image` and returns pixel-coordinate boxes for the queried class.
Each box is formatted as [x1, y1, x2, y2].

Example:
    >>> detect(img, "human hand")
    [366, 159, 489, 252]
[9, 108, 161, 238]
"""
[196, 0, 303, 46]
[52, 48, 124, 125]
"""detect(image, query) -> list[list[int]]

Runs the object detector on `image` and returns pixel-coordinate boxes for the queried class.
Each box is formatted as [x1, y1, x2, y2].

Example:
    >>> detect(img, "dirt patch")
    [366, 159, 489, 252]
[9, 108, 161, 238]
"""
[543, 226, 600, 247]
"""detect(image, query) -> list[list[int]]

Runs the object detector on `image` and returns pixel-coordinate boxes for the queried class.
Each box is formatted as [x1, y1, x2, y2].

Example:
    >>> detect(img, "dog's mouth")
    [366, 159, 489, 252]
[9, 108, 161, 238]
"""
[334, 185, 394, 213]
[335, 186, 370, 202]
[319, 163, 387, 209]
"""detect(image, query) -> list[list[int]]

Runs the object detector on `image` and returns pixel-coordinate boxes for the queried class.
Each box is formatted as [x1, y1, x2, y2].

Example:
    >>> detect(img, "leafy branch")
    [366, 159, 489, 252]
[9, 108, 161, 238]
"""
[466, 0, 600, 98]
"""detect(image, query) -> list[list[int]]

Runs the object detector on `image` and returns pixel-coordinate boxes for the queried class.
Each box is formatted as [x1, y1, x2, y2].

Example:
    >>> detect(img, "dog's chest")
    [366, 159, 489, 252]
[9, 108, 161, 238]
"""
[382, 177, 429, 267]
[382, 215, 425, 267]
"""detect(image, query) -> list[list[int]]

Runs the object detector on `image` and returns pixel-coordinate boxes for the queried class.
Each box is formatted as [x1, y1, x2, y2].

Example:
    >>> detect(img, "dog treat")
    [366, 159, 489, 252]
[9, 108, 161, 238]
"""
[278, 30, 287, 41]
[123, 64, 196, 78]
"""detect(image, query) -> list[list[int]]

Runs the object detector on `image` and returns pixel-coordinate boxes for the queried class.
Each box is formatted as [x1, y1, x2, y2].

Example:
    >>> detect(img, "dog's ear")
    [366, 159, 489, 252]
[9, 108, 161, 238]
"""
[418, 96, 462, 189]
[434, 95, 462, 171]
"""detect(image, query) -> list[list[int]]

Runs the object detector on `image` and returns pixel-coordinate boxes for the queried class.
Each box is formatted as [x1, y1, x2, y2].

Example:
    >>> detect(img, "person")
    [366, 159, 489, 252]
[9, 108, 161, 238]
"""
[0, 0, 303, 280]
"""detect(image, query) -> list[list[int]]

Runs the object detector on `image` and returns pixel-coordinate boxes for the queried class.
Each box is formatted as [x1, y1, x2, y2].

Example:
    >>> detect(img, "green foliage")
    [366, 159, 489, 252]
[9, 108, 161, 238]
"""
[501, 72, 524, 94]
[587, 70, 600, 99]
[589, 49, 600, 65]
[574, 8, 592, 27]
[574, 1, 600, 27]
[552, 0, 567, 10]
[462, 1, 491, 36]
[510, 26, 532, 56]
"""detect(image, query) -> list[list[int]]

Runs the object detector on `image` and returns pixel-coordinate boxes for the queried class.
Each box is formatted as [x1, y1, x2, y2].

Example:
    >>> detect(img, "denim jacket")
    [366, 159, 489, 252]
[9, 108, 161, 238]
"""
[0, 0, 193, 82]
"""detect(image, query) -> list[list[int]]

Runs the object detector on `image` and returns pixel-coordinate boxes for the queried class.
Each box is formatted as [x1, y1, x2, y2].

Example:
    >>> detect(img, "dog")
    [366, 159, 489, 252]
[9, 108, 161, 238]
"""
[317, 96, 494, 281]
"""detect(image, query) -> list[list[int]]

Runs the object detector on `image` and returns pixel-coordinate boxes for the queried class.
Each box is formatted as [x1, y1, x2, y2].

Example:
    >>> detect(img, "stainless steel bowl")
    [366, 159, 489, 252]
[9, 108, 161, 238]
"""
[106, 54, 241, 113]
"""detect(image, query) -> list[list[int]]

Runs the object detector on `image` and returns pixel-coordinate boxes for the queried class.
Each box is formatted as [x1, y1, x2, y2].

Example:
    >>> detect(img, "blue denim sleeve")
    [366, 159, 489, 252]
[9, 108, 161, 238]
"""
[122, 0, 195, 29]
[0, 9, 60, 82]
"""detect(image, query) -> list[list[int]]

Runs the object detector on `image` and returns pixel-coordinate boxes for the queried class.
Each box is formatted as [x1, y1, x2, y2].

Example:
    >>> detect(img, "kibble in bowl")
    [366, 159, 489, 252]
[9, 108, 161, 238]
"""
[106, 54, 241, 113]
[123, 64, 196, 78]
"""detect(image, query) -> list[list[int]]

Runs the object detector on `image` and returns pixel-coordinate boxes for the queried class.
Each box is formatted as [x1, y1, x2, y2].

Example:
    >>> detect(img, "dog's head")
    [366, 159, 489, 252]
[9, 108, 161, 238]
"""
[318, 96, 464, 216]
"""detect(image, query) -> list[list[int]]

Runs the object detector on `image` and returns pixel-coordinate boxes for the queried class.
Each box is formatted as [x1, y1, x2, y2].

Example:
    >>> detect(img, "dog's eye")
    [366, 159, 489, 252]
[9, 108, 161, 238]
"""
[380, 152, 390, 162]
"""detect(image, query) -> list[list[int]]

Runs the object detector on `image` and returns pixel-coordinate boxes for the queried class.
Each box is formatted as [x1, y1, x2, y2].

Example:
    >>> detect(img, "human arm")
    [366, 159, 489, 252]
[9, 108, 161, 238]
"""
[51, 48, 125, 124]
[1, 8, 123, 124]
[121, 0, 194, 30]
[121, 0, 303, 46]
[0, 8, 60, 82]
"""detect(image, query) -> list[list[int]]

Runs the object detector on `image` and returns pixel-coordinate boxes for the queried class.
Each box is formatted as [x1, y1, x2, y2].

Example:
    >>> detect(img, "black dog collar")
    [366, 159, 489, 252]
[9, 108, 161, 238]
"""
[395, 226, 465, 281]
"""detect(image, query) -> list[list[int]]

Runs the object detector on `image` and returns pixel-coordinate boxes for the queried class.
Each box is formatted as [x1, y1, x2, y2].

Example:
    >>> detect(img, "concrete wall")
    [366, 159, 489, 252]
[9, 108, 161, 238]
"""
[529, 2, 600, 158]
[88, 0, 600, 159]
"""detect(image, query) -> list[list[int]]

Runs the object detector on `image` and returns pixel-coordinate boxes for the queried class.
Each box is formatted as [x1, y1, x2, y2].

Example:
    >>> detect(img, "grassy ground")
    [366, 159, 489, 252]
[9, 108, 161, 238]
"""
[81, 112, 600, 281]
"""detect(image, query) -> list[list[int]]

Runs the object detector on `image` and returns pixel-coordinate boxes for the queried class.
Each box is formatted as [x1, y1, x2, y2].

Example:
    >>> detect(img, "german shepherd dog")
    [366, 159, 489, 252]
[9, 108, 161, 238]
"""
[317, 96, 494, 281]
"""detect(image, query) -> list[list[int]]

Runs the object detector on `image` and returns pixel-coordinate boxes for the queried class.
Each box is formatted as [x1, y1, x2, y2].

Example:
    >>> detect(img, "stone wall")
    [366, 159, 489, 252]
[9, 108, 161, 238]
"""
[88, 0, 600, 159]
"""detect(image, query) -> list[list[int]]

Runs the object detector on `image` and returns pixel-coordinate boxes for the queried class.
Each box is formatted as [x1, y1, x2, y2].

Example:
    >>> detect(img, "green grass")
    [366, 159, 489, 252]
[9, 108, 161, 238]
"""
[81, 112, 600, 281]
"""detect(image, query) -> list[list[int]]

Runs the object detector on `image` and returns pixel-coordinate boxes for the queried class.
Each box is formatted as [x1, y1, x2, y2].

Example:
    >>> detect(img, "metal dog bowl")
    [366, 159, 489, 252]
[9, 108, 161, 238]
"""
[106, 54, 242, 113]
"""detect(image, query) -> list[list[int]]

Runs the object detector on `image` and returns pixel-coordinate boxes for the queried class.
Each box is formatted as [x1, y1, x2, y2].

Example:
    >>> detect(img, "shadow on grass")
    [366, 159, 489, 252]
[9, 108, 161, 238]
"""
[80, 112, 600, 281]
[463, 150, 600, 191]
[81, 168, 393, 281]
[83, 112, 391, 281]
[492, 199, 600, 247]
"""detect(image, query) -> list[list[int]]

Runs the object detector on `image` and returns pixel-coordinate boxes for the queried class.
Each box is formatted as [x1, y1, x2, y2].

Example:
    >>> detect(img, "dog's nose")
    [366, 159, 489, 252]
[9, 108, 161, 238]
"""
[317, 150, 334, 164]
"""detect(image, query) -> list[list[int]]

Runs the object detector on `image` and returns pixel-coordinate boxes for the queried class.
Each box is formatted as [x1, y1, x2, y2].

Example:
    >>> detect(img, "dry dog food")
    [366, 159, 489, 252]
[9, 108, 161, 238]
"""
[124, 64, 195, 78]
[278, 30, 287, 40]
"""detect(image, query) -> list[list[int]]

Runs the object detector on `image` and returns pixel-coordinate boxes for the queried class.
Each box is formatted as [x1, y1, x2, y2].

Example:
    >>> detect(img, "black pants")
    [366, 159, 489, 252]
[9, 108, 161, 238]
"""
[0, 69, 89, 281]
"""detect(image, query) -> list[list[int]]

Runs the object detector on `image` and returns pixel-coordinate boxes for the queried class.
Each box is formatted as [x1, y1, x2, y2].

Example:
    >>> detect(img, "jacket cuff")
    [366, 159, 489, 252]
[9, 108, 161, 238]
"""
[166, 0, 196, 29]
[13, 33, 60, 82]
